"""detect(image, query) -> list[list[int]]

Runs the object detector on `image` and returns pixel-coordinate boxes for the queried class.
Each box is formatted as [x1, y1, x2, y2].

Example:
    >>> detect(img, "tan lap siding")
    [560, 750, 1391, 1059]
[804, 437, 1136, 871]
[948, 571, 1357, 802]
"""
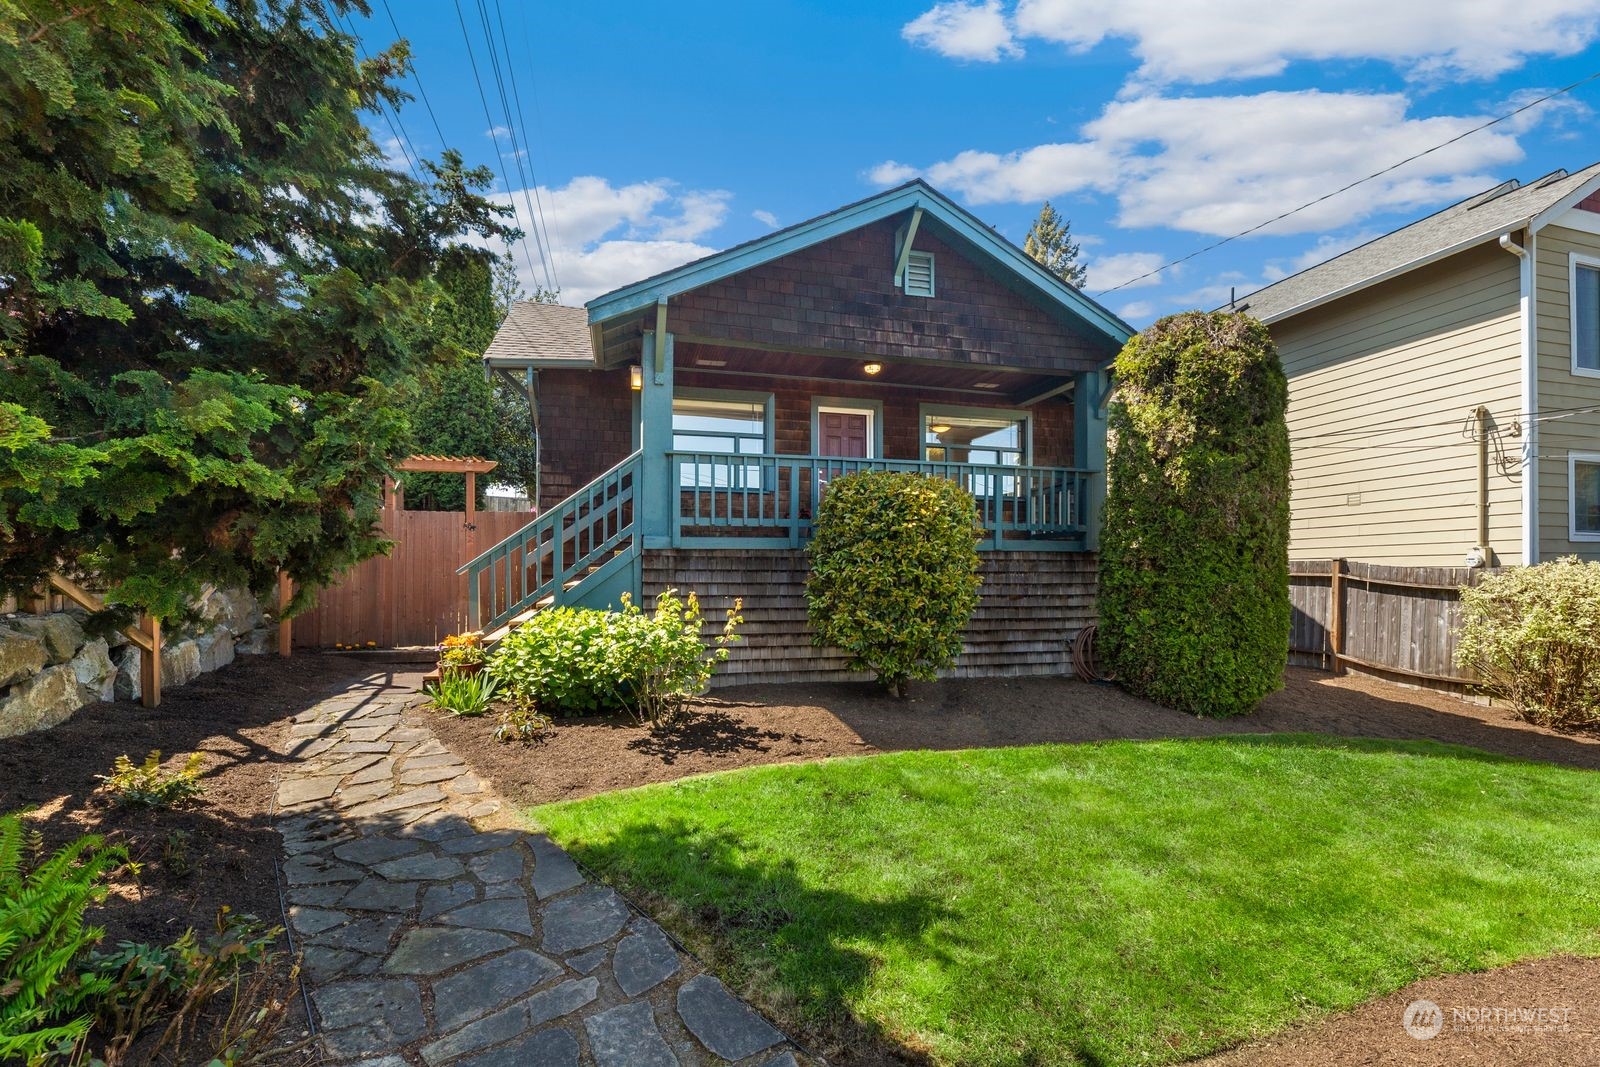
[1533, 223, 1600, 560]
[1271, 243, 1524, 566]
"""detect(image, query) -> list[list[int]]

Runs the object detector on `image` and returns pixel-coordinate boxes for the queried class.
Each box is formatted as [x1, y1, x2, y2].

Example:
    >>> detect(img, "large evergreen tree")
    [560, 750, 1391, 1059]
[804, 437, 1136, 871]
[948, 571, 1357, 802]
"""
[1023, 202, 1087, 288]
[0, 0, 517, 617]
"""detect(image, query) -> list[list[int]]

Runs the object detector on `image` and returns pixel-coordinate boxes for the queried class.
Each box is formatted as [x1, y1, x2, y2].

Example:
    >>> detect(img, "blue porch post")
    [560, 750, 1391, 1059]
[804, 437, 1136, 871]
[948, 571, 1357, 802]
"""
[639, 325, 675, 549]
[1075, 368, 1109, 551]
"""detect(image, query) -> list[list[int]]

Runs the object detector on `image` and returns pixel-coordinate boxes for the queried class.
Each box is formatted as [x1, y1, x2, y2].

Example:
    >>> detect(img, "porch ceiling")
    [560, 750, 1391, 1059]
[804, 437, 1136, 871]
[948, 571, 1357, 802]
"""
[673, 340, 1072, 405]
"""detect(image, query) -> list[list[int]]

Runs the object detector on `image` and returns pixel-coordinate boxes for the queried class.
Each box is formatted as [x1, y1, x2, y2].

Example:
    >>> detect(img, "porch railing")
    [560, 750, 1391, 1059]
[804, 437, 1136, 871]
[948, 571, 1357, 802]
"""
[457, 450, 641, 633]
[669, 451, 1092, 550]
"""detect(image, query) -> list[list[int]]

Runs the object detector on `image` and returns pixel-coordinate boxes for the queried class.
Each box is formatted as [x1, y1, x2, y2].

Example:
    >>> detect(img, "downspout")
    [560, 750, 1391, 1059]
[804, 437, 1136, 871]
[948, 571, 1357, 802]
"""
[1499, 231, 1536, 564]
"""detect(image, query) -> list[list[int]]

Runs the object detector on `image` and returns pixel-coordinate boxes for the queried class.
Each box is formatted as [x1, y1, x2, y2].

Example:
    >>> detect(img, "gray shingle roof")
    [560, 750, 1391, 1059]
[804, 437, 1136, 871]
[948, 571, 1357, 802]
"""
[483, 301, 593, 366]
[1237, 161, 1600, 322]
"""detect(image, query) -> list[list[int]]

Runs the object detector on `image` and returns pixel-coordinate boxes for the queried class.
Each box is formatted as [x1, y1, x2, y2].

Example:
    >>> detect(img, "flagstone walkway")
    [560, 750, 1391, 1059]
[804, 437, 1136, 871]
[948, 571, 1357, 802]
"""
[275, 670, 811, 1067]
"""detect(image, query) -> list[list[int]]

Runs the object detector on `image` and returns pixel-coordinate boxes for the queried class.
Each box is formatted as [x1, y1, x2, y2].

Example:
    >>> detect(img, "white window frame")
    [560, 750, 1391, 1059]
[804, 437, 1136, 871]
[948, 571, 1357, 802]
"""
[672, 387, 773, 489]
[1567, 252, 1600, 378]
[1570, 451, 1600, 542]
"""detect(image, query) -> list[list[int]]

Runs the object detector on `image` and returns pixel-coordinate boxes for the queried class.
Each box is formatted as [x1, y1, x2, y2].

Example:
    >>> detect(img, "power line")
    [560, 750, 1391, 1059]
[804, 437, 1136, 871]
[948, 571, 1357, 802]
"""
[1094, 69, 1600, 296]
[450, 0, 542, 289]
[470, 0, 555, 292]
[492, 0, 559, 293]
[378, 0, 448, 148]
[332, 8, 423, 181]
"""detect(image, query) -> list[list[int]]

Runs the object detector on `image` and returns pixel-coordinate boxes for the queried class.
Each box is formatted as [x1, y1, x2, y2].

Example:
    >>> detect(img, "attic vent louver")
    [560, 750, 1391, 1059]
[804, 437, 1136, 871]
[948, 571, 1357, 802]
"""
[1464, 179, 1522, 210]
[904, 251, 935, 297]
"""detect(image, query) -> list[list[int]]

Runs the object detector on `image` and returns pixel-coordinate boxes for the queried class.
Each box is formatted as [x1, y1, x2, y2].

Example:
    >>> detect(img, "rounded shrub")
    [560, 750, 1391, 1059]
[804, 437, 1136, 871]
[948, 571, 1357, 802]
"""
[1455, 556, 1600, 728]
[805, 469, 982, 697]
[1098, 311, 1291, 717]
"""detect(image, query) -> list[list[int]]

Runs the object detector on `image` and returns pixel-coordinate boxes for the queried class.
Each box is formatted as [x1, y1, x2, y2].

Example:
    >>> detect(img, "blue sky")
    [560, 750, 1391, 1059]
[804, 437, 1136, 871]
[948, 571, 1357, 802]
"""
[355, 1, 1600, 324]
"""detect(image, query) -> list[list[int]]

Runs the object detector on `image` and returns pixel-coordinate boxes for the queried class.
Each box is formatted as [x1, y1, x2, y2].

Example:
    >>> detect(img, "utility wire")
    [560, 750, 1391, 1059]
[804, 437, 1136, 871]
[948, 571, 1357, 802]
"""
[451, 0, 542, 288]
[378, 0, 448, 148]
[332, 8, 424, 181]
[472, 0, 555, 292]
[493, 0, 560, 293]
[1094, 69, 1600, 296]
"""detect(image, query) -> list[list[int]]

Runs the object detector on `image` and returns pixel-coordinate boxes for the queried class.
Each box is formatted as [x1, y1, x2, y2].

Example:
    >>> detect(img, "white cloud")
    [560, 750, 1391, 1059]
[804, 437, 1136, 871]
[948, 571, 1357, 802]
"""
[485, 177, 729, 305]
[867, 161, 920, 186]
[874, 89, 1531, 236]
[921, 0, 1600, 85]
[903, 0, 1021, 61]
[1085, 251, 1168, 291]
[752, 209, 780, 228]
[485, 125, 512, 140]
[1116, 300, 1155, 322]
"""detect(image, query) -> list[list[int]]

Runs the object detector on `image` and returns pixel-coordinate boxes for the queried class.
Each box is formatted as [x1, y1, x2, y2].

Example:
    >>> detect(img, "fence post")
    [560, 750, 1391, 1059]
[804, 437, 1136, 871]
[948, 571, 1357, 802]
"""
[1328, 557, 1346, 675]
[139, 615, 161, 708]
[276, 571, 293, 658]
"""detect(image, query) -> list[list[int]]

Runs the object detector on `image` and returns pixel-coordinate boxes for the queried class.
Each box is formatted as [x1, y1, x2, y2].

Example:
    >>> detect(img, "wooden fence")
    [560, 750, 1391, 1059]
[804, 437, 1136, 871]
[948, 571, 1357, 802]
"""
[1289, 559, 1497, 688]
[292, 508, 533, 649]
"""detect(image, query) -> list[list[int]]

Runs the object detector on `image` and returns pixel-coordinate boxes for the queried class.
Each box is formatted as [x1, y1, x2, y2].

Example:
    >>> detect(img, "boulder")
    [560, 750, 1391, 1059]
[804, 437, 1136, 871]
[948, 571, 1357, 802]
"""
[0, 628, 49, 688]
[10, 613, 85, 664]
[161, 639, 203, 688]
[68, 638, 116, 703]
[113, 645, 142, 703]
[200, 587, 264, 637]
[195, 630, 235, 673]
[0, 664, 87, 738]
[235, 628, 276, 656]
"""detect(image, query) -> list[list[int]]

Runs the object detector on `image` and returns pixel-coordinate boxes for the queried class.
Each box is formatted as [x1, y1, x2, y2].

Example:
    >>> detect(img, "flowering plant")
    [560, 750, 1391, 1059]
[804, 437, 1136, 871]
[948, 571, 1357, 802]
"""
[438, 631, 487, 667]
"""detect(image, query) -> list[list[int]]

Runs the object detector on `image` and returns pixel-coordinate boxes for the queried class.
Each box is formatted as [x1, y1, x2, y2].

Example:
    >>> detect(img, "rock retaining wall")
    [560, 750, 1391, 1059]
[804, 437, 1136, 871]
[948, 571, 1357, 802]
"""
[0, 587, 275, 738]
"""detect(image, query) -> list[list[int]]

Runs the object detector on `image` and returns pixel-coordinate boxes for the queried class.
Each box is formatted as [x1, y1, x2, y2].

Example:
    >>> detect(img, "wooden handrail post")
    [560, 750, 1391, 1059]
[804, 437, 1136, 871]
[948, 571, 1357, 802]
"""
[1328, 557, 1346, 675]
[139, 614, 161, 708]
[276, 571, 293, 658]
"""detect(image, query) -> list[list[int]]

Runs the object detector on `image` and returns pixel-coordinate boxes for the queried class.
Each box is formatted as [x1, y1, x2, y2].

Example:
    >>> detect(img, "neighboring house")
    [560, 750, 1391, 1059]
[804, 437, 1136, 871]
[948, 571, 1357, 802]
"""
[1238, 162, 1600, 568]
[477, 180, 1132, 682]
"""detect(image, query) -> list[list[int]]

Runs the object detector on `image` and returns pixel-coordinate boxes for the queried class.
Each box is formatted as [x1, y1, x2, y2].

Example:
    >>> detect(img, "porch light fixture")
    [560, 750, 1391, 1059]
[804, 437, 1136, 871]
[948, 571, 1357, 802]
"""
[974, 382, 1000, 389]
[862, 362, 884, 376]
[629, 364, 642, 391]
[929, 422, 952, 434]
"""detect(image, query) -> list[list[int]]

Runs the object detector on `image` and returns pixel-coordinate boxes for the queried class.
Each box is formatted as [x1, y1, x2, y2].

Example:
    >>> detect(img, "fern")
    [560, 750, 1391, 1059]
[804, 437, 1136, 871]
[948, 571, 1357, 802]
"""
[0, 814, 127, 1065]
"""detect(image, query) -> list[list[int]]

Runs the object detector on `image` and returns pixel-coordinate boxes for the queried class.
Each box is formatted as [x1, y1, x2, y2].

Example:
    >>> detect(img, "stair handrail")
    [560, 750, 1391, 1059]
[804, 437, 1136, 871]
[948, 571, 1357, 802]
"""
[457, 450, 642, 632]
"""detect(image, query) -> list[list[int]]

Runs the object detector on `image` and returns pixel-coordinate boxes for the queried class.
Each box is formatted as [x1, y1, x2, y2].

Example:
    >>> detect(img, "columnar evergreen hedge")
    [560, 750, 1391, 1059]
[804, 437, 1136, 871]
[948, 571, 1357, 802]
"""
[1098, 312, 1291, 717]
[806, 470, 981, 697]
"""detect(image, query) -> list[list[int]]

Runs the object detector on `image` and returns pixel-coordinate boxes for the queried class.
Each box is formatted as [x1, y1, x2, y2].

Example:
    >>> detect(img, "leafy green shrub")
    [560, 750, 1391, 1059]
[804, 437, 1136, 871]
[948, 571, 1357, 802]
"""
[0, 814, 126, 1064]
[1456, 557, 1600, 728]
[95, 751, 205, 809]
[494, 696, 552, 744]
[1098, 311, 1291, 717]
[89, 907, 283, 1065]
[488, 590, 742, 723]
[424, 671, 499, 717]
[805, 470, 982, 697]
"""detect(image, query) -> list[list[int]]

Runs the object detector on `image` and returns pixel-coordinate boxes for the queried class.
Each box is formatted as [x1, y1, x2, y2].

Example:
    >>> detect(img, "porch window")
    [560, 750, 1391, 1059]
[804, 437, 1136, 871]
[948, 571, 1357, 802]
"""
[1575, 259, 1600, 374]
[673, 394, 768, 488]
[1573, 453, 1600, 540]
[924, 410, 1026, 496]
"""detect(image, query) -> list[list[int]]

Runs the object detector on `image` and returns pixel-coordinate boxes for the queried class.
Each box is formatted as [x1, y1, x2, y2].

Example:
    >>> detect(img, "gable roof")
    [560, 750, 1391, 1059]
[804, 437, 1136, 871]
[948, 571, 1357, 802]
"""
[1239, 161, 1600, 323]
[585, 179, 1134, 346]
[483, 301, 593, 369]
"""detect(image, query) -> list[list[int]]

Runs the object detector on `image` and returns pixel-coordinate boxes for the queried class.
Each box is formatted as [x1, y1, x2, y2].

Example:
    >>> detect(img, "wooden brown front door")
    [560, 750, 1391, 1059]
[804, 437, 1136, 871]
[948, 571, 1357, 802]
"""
[818, 410, 870, 458]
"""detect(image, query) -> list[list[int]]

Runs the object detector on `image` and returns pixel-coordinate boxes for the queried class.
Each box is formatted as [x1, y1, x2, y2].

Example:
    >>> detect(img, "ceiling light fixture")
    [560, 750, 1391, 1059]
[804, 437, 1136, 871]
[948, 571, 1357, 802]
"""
[697, 358, 727, 368]
[929, 423, 952, 434]
[974, 382, 999, 390]
[862, 362, 883, 376]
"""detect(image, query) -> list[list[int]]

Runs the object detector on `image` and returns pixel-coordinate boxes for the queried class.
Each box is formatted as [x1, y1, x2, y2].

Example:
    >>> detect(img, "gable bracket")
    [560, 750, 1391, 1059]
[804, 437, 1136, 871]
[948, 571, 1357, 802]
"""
[893, 207, 924, 287]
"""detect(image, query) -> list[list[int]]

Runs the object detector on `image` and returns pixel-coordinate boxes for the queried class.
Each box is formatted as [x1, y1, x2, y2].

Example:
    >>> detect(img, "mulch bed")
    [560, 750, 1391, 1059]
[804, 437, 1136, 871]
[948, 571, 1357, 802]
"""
[417, 667, 1600, 808]
[0, 652, 387, 1065]
[415, 665, 1600, 1066]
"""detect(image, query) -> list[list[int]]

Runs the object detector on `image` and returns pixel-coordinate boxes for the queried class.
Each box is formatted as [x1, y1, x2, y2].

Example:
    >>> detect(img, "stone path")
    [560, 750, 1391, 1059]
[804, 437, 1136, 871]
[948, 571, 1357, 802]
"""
[275, 671, 812, 1067]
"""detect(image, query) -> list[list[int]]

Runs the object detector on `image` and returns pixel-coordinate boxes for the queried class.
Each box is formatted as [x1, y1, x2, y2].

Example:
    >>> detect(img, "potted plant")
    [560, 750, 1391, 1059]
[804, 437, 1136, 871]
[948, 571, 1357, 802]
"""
[438, 631, 487, 676]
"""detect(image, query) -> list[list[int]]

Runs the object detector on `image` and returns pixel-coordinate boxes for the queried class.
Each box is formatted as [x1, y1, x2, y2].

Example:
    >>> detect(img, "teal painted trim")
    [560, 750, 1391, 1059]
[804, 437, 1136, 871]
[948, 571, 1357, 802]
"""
[567, 548, 641, 612]
[810, 397, 885, 458]
[1075, 369, 1109, 551]
[639, 331, 675, 546]
[585, 180, 1133, 346]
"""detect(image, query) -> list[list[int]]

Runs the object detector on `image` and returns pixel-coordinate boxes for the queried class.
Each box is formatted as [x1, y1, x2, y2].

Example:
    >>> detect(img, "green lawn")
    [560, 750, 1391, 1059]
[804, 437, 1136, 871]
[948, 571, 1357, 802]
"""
[533, 735, 1600, 1066]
